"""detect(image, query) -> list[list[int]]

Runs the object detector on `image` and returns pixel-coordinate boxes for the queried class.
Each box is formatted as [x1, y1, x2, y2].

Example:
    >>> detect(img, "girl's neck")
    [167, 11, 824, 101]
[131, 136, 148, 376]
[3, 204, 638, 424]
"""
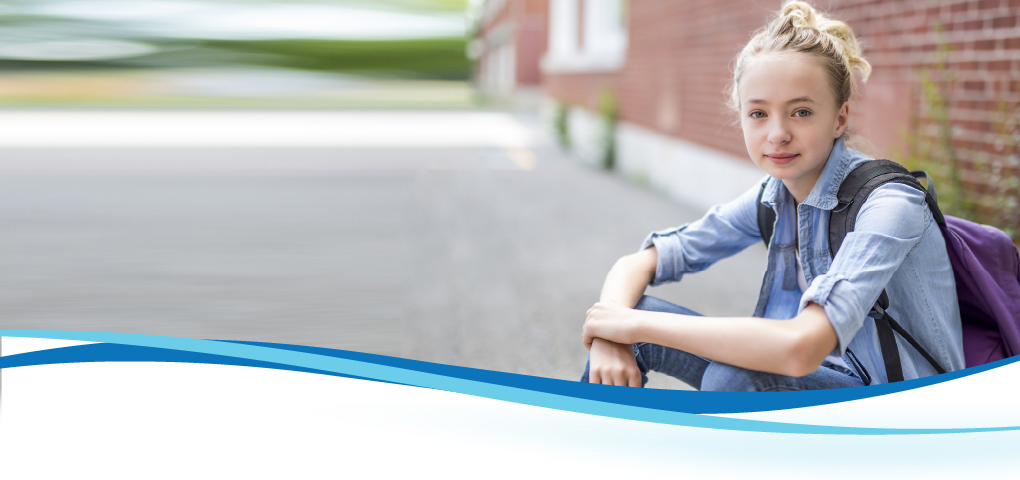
[783, 176, 819, 205]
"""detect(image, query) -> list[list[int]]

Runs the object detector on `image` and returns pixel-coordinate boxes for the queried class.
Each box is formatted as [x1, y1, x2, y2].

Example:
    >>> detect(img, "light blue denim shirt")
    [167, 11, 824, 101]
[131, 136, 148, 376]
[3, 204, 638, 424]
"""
[640, 137, 964, 384]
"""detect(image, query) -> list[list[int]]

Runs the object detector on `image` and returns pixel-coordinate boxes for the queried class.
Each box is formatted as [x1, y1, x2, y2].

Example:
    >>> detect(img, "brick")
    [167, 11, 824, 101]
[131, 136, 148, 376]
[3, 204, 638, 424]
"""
[992, 15, 1018, 29]
[1006, 37, 1020, 49]
[975, 39, 998, 50]
[964, 19, 985, 30]
[988, 59, 1013, 71]
[963, 80, 987, 91]
[978, 0, 1001, 9]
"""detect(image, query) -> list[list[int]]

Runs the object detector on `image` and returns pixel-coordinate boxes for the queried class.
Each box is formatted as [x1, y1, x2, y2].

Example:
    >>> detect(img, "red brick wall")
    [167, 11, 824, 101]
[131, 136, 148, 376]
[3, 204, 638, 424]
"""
[514, 0, 549, 85]
[834, 0, 1020, 215]
[544, 0, 1020, 224]
[544, 0, 773, 160]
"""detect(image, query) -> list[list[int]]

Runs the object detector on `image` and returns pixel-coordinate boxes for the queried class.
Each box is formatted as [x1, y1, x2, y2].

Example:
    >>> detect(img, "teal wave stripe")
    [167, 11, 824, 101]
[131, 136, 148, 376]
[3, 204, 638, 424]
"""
[1, 330, 1016, 436]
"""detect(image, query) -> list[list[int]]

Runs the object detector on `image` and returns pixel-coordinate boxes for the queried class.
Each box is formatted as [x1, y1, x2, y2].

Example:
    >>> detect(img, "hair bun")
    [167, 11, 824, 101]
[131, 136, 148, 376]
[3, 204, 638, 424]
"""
[779, 1, 870, 82]
[781, 1, 819, 30]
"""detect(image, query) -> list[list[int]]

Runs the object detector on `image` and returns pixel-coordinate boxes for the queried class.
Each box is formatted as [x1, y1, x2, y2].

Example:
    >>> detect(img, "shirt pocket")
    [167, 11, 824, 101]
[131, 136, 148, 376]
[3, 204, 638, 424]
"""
[782, 251, 800, 291]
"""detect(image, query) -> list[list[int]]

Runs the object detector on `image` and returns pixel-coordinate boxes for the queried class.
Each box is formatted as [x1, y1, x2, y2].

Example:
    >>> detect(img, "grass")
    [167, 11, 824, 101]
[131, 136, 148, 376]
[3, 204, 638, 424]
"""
[0, 70, 478, 109]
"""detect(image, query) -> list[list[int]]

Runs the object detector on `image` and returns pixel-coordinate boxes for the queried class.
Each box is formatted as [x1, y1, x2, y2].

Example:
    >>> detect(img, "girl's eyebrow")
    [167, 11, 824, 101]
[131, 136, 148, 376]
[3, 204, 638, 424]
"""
[743, 96, 816, 106]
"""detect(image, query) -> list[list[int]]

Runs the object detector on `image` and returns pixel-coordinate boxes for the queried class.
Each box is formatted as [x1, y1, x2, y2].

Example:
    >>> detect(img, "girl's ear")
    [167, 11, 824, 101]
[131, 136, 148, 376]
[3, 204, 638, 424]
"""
[834, 102, 850, 138]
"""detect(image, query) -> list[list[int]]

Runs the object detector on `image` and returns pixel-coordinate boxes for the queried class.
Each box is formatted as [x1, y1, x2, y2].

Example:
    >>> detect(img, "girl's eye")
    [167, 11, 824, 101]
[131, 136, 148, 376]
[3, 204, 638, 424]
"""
[794, 109, 811, 117]
[749, 111, 766, 119]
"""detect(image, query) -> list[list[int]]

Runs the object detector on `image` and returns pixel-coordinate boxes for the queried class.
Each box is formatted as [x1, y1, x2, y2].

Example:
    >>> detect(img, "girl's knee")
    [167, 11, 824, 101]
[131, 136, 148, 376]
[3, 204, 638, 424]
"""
[633, 295, 659, 311]
[701, 362, 798, 392]
[633, 296, 702, 316]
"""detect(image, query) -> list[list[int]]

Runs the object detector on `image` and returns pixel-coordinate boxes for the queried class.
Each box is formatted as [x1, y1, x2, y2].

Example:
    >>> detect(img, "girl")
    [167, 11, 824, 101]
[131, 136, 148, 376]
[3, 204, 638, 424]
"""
[580, 1, 964, 391]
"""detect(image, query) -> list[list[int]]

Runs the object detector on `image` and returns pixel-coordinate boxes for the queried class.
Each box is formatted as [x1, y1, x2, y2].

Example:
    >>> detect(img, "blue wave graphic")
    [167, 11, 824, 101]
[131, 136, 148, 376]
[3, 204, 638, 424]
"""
[0, 342, 408, 387]
[2, 330, 1017, 435]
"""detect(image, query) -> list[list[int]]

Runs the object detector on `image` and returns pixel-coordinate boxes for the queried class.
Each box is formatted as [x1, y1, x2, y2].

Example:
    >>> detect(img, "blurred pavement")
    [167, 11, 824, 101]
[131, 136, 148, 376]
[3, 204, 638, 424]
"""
[0, 110, 766, 389]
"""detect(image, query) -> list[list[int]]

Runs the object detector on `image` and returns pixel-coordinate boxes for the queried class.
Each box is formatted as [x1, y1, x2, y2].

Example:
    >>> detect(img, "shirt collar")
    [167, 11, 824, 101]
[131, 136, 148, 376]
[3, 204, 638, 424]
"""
[760, 137, 852, 211]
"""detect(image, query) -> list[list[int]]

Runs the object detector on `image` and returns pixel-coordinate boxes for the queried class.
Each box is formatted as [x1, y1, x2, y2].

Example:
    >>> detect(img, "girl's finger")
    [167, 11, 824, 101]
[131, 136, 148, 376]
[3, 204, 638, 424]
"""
[627, 370, 642, 388]
[611, 368, 626, 387]
[582, 323, 599, 348]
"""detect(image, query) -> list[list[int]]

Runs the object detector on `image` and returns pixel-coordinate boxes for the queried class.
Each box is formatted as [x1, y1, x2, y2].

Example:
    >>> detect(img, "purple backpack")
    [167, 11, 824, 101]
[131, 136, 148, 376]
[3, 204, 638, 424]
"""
[758, 159, 1020, 382]
[941, 215, 1020, 367]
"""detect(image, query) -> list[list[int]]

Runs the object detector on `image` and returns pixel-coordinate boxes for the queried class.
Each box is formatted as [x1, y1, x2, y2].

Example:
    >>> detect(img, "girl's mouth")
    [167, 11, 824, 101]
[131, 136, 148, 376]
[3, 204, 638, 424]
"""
[767, 153, 798, 165]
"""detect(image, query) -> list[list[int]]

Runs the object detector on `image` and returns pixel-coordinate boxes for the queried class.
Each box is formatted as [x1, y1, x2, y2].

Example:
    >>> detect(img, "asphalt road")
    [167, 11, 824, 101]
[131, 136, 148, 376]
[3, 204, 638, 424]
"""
[0, 111, 766, 389]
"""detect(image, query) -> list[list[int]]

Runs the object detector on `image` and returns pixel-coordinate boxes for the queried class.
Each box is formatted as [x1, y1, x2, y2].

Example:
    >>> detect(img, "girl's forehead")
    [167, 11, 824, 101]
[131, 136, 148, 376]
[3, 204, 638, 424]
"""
[739, 54, 833, 106]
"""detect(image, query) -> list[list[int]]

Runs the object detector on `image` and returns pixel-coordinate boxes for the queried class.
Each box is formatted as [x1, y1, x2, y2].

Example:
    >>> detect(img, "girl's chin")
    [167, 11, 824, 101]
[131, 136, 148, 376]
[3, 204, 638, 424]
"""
[757, 164, 796, 178]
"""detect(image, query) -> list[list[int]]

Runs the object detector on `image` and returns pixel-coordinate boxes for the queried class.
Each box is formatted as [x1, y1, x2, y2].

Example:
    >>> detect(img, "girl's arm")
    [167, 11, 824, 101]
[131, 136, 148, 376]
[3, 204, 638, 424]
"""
[583, 302, 838, 378]
[599, 246, 658, 307]
[586, 246, 658, 387]
[641, 181, 763, 287]
[586, 181, 763, 386]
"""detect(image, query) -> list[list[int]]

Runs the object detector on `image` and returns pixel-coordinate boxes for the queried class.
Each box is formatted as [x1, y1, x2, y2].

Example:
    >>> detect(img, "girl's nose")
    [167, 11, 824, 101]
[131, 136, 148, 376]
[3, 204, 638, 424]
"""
[767, 119, 791, 145]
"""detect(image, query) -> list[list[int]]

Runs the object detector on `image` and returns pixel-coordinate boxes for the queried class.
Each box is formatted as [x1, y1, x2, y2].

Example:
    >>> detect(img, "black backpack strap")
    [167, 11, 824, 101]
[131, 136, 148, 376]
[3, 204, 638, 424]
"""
[886, 313, 947, 375]
[872, 304, 905, 382]
[830, 159, 948, 382]
[873, 302, 947, 381]
[844, 347, 872, 386]
[831, 161, 937, 255]
[756, 178, 776, 248]
[911, 170, 938, 205]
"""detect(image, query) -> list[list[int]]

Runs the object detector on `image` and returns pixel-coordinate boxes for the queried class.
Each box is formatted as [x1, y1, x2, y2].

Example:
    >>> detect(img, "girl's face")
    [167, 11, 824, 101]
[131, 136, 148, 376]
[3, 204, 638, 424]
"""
[738, 53, 849, 203]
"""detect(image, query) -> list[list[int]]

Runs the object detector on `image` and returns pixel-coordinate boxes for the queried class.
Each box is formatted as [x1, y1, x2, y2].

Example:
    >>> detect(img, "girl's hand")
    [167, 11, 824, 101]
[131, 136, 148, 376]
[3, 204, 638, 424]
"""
[583, 302, 641, 349]
[588, 338, 643, 387]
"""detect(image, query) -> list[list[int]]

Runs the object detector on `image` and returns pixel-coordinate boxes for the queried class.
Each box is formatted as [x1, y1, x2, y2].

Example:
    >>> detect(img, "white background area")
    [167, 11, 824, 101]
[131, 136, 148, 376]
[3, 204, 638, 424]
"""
[1, 337, 1019, 479]
[714, 361, 1020, 429]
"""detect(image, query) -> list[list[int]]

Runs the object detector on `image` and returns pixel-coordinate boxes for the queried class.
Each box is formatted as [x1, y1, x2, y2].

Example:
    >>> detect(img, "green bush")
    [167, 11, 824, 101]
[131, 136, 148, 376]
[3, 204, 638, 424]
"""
[554, 102, 571, 149]
[599, 89, 618, 170]
[893, 24, 1020, 242]
[200, 37, 472, 80]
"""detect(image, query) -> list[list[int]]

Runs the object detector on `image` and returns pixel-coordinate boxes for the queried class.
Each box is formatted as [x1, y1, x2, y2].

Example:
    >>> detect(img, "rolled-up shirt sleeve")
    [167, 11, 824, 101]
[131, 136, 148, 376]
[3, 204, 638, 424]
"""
[798, 182, 930, 356]
[640, 179, 765, 286]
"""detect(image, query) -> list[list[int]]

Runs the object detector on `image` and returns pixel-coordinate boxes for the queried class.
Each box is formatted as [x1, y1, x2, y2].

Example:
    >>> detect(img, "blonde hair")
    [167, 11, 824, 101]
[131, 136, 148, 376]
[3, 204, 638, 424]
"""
[729, 1, 872, 143]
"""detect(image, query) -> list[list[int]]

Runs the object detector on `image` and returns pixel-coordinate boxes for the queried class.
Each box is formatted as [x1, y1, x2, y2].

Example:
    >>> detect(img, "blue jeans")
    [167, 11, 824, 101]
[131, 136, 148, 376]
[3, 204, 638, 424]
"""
[580, 296, 865, 391]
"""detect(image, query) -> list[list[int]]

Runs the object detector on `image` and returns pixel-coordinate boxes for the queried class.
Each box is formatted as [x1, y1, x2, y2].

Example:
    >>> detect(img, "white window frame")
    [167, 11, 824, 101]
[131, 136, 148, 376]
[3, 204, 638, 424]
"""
[542, 0, 628, 74]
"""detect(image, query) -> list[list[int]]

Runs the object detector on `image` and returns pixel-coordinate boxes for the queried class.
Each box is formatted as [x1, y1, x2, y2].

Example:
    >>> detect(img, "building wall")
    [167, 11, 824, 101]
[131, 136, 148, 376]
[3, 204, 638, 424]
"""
[544, 0, 768, 160]
[836, 0, 1020, 199]
[514, 0, 549, 85]
[544, 0, 1020, 208]
[476, 0, 549, 95]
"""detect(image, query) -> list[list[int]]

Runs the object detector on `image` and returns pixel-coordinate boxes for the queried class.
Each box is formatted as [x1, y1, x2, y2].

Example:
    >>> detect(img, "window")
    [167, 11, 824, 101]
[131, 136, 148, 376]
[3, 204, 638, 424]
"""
[543, 0, 628, 73]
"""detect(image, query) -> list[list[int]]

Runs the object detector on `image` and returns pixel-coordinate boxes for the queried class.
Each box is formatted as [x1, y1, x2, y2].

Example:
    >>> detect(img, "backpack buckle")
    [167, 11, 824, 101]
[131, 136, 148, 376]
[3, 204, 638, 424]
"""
[869, 303, 886, 319]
